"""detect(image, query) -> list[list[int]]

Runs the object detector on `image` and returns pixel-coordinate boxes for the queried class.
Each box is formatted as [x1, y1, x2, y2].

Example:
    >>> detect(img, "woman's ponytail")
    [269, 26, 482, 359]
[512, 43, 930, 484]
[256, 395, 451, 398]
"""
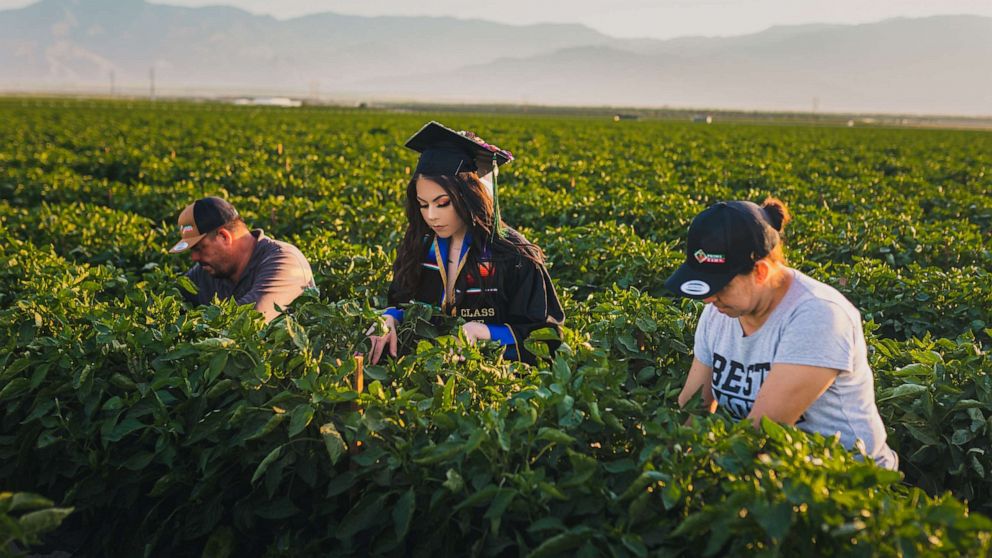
[761, 197, 791, 232]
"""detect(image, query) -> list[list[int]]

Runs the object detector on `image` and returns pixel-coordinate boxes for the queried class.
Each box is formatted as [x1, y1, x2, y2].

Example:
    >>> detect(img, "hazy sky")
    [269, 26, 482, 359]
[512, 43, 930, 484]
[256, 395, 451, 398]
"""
[2, 0, 991, 39]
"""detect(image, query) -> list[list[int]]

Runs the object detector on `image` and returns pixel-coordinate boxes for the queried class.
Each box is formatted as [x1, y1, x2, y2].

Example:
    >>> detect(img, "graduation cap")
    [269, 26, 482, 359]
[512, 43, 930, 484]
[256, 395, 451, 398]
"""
[405, 121, 514, 237]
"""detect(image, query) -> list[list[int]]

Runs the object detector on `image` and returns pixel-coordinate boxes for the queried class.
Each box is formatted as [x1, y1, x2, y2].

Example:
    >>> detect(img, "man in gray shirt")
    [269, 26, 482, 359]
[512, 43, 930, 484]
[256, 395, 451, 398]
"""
[168, 197, 315, 322]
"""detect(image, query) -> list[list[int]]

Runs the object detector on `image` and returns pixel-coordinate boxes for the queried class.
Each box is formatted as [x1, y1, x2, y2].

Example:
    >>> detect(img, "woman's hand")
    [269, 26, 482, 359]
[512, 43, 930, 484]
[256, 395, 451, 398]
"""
[366, 314, 398, 364]
[461, 321, 491, 345]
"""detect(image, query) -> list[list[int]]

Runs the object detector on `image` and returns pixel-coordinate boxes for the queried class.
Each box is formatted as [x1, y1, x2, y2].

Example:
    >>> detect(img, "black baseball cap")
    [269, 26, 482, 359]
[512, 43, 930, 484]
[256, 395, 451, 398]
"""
[168, 197, 240, 254]
[405, 121, 513, 177]
[664, 201, 781, 299]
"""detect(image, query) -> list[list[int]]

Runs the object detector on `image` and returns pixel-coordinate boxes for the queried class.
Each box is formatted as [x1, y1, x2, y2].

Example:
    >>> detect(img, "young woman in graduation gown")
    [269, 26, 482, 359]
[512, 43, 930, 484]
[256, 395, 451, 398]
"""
[367, 122, 564, 365]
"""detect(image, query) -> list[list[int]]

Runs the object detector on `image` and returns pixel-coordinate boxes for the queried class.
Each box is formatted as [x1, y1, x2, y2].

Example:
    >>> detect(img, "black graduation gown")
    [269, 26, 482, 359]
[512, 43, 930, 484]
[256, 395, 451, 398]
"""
[386, 231, 564, 364]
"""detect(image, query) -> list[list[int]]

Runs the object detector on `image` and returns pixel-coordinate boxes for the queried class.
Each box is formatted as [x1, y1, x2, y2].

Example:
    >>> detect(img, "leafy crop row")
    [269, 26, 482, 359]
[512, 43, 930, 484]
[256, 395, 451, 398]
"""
[1, 98, 990, 555]
[1, 241, 989, 555]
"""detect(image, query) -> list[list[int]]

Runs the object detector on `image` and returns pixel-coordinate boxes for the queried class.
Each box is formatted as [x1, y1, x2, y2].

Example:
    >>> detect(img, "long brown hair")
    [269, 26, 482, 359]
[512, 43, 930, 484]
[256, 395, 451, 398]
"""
[392, 172, 544, 301]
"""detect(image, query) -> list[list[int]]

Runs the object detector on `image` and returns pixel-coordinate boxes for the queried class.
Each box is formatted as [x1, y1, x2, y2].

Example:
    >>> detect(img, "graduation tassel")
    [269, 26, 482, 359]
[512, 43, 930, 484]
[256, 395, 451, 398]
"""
[491, 152, 506, 239]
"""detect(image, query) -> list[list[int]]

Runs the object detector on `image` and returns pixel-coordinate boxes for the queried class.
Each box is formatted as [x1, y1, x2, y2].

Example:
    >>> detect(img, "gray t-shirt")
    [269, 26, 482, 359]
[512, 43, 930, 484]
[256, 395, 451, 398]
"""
[693, 269, 898, 470]
[184, 229, 315, 322]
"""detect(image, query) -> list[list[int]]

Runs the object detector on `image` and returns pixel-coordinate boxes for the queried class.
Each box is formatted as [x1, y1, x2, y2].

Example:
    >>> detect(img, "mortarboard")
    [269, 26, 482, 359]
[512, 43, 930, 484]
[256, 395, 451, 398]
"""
[404, 121, 513, 177]
[404, 121, 514, 237]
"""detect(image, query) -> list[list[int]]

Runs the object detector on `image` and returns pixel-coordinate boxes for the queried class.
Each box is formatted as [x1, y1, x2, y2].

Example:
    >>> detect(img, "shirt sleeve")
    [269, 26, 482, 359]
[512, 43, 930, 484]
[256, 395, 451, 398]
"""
[383, 307, 405, 322]
[486, 324, 515, 346]
[774, 299, 856, 373]
[237, 246, 315, 322]
[693, 304, 715, 367]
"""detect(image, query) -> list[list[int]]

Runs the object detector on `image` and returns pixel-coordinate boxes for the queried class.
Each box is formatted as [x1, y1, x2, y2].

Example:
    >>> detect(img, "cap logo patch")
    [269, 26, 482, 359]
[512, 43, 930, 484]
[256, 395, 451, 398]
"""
[680, 280, 711, 296]
[694, 249, 726, 264]
[181, 225, 194, 234]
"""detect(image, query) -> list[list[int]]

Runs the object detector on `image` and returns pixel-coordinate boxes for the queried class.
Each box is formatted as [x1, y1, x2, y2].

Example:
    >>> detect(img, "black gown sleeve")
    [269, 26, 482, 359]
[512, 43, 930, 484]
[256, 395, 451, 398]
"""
[386, 268, 403, 308]
[384, 257, 409, 321]
[386, 236, 433, 315]
[500, 257, 565, 364]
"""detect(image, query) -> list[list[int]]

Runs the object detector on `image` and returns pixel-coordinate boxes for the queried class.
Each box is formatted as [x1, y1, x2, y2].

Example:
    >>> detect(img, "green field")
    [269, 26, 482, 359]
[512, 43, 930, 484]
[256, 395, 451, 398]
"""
[1, 97, 991, 556]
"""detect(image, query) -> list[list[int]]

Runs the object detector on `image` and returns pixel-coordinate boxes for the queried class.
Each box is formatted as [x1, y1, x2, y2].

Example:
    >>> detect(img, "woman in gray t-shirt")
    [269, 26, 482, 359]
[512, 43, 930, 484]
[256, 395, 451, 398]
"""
[664, 198, 898, 470]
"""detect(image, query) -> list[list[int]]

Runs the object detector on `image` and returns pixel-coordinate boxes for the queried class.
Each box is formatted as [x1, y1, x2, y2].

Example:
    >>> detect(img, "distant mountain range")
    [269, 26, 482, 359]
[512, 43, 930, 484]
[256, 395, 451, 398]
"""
[2, 0, 990, 115]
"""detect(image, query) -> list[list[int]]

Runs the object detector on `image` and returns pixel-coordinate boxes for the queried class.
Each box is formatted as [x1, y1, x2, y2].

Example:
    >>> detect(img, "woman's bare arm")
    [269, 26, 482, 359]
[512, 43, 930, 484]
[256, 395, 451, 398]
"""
[746, 363, 838, 427]
[678, 357, 717, 413]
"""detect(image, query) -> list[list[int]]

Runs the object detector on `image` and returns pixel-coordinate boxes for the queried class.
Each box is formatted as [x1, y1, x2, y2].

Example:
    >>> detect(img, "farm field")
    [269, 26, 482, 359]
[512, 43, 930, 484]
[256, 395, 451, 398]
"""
[1, 97, 991, 556]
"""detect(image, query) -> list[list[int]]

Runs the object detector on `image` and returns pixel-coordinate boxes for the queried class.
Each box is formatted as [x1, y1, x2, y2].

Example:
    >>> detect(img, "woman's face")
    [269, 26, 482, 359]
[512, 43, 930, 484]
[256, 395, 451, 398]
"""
[702, 273, 757, 317]
[416, 177, 467, 239]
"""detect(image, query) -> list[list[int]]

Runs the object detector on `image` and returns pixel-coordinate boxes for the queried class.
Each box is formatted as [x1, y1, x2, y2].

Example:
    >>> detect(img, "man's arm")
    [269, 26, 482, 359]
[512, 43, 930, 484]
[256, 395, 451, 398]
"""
[237, 248, 315, 322]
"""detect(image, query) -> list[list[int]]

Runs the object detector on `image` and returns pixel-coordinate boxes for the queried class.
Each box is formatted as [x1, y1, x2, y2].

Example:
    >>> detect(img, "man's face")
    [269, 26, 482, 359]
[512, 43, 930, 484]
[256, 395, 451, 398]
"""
[189, 231, 235, 279]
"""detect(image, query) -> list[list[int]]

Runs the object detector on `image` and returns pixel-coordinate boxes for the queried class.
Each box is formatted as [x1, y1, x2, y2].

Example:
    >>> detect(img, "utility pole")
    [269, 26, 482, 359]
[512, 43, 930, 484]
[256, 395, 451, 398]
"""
[149, 66, 156, 101]
[109, 70, 115, 96]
